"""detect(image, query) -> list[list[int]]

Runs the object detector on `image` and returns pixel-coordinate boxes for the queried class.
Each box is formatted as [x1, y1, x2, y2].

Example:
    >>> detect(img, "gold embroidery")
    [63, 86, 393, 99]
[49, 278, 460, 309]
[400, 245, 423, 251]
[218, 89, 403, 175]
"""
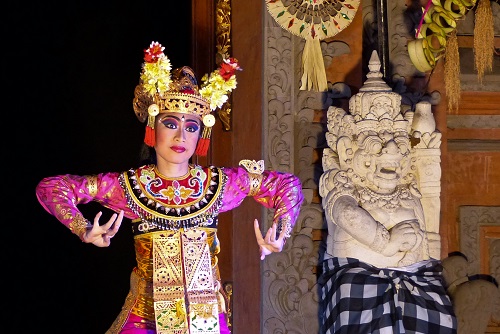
[153, 233, 187, 333]
[152, 230, 220, 333]
[247, 173, 263, 197]
[70, 214, 90, 240]
[87, 175, 98, 197]
[277, 215, 292, 240]
[106, 270, 155, 333]
[239, 159, 264, 197]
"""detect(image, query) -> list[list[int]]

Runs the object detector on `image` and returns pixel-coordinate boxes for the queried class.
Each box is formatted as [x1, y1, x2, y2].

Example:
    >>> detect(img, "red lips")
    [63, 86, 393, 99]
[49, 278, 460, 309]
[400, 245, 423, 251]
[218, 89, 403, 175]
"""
[171, 146, 186, 153]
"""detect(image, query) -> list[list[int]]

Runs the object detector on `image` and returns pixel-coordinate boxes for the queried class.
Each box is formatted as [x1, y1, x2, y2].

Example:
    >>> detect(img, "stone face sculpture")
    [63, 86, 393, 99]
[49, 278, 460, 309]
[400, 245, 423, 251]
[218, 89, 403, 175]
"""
[319, 56, 442, 267]
[318, 50, 456, 333]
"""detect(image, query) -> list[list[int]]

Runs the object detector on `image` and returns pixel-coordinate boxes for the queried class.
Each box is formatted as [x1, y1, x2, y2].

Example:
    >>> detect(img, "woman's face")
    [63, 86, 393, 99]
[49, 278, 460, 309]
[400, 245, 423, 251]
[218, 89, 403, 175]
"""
[154, 112, 201, 165]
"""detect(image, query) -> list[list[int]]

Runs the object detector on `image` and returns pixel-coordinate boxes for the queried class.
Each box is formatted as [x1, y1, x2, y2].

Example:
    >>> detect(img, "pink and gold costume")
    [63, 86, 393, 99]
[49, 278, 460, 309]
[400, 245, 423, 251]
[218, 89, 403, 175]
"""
[36, 164, 303, 333]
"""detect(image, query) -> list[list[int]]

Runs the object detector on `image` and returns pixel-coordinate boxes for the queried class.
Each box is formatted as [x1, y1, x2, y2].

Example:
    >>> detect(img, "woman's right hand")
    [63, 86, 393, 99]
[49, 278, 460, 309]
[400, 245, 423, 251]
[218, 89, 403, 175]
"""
[253, 219, 287, 260]
[82, 210, 124, 247]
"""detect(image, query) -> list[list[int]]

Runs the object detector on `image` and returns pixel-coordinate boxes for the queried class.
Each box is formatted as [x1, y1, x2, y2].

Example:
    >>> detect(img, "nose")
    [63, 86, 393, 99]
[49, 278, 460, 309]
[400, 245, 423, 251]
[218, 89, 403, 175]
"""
[175, 127, 186, 142]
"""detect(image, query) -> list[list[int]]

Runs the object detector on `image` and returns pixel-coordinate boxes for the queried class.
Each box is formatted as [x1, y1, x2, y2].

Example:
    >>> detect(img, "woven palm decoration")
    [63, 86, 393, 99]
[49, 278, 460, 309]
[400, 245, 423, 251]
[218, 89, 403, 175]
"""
[266, 0, 360, 92]
[408, 0, 494, 112]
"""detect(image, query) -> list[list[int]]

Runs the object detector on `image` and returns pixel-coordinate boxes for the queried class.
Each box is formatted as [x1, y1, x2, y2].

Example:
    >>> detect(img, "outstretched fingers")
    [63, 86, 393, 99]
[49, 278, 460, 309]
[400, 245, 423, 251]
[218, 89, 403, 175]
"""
[85, 210, 124, 247]
[92, 211, 103, 226]
[105, 210, 124, 238]
[254, 219, 264, 244]
[264, 223, 277, 243]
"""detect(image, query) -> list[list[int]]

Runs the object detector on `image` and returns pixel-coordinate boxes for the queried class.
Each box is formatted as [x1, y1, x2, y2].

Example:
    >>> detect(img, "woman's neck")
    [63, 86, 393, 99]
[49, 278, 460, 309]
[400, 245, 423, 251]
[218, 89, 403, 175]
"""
[155, 160, 190, 178]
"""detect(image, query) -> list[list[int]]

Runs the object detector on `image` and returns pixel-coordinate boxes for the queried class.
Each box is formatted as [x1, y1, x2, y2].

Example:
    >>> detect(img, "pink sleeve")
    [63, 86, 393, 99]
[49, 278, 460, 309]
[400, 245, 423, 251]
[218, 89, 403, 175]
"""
[35, 172, 137, 238]
[221, 167, 304, 232]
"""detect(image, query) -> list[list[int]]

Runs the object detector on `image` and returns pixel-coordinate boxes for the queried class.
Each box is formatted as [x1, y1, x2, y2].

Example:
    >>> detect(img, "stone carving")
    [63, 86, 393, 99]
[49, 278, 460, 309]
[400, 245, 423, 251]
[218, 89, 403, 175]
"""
[442, 252, 500, 334]
[318, 50, 455, 333]
[319, 50, 442, 268]
[262, 15, 325, 334]
[262, 11, 356, 333]
[459, 206, 500, 275]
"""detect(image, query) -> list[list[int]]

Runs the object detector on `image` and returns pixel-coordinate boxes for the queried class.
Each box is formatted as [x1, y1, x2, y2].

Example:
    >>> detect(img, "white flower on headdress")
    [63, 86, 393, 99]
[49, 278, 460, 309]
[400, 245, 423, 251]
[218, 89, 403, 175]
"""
[200, 57, 241, 110]
[140, 42, 172, 96]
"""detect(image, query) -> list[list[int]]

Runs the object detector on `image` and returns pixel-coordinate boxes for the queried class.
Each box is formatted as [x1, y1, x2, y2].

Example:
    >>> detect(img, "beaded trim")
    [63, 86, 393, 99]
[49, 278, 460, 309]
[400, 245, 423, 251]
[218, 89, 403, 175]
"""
[119, 165, 227, 232]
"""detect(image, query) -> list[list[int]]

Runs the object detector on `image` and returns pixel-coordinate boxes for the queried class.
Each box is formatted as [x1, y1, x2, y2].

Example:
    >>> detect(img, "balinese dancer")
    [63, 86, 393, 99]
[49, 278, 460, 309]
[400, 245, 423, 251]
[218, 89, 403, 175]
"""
[36, 41, 304, 334]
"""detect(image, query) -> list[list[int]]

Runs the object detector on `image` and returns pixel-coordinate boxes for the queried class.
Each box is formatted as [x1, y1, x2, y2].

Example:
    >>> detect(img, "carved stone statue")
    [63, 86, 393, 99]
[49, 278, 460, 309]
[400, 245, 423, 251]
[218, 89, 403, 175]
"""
[318, 51, 457, 333]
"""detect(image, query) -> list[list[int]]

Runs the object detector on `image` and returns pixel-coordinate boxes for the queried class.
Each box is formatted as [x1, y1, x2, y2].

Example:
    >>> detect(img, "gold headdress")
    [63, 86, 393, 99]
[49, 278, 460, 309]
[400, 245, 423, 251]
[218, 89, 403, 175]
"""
[132, 41, 242, 156]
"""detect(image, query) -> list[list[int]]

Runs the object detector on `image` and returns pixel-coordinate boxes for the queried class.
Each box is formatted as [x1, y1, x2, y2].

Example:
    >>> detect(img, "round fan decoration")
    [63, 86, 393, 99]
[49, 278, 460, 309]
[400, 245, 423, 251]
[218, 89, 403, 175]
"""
[266, 0, 360, 91]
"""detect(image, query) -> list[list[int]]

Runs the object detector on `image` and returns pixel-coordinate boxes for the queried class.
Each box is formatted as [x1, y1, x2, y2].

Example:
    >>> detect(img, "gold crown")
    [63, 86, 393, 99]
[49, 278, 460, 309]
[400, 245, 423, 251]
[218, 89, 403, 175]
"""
[133, 66, 211, 123]
[157, 65, 211, 118]
[159, 93, 211, 118]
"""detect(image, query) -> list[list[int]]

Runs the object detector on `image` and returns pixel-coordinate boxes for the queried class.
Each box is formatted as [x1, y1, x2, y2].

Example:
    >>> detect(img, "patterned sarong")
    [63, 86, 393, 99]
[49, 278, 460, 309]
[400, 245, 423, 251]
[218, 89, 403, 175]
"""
[318, 257, 457, 334]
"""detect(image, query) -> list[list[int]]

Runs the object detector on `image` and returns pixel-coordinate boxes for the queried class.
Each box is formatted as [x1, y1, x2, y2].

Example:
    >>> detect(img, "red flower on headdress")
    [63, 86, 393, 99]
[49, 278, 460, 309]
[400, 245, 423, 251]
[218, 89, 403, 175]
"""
[219, 57, 241, 80]
[144, 41, 165, 63]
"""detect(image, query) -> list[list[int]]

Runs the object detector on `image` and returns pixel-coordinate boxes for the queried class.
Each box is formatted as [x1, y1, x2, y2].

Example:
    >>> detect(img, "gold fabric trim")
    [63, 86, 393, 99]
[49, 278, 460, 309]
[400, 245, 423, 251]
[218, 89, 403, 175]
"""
[181, 230, 219, 334]
[278, 215, 292, 240]
[106, 228, 227, 333]
[105, 270, 155, 334]
[86, 175, 98, 197]
[247, 173, 263, 197]
[153, 233, 188, 333]
[69, 214, 90, 240]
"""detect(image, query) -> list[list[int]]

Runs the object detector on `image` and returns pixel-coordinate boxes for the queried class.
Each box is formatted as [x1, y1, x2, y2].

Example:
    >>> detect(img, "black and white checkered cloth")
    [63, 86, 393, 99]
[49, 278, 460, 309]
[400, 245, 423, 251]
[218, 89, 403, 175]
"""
[318, 257, 457, 334]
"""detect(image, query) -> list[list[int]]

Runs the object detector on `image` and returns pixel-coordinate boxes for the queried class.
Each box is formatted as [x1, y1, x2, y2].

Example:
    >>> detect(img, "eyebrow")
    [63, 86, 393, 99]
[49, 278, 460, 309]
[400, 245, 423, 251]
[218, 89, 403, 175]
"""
[160, 114, 201, 125]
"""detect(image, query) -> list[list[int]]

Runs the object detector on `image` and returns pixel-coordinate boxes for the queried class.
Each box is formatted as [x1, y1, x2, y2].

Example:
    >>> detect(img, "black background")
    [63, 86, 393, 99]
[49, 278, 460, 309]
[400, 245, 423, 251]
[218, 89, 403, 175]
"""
[11, 2, 190, 333]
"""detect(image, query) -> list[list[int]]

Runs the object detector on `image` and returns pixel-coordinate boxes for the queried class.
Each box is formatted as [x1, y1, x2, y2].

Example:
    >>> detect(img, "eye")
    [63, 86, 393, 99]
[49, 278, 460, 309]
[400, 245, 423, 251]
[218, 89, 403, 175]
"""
[160, 119, 178, 129]
[185, 122, 200, 133]
[360, 135, 383, 154]
[394, 136, 409, 154]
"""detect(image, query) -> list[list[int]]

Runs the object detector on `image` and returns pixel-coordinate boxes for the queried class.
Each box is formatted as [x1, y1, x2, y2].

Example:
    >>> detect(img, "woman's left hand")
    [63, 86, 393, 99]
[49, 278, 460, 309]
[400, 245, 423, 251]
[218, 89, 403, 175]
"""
[253, 219, 286, 260]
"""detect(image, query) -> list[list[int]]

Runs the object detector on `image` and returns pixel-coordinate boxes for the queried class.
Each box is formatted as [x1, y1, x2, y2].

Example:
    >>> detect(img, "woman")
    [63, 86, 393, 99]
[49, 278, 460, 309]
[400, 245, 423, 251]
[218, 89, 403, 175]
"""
[36, 42, 304, 334]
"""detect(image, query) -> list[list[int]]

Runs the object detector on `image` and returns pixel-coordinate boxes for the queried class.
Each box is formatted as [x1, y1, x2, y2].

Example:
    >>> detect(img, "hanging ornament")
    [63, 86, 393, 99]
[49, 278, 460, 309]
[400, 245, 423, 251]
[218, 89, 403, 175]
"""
[444, 30, 460, 112]
[266, 0, 360, 92]
[473, 0, 494, 83]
